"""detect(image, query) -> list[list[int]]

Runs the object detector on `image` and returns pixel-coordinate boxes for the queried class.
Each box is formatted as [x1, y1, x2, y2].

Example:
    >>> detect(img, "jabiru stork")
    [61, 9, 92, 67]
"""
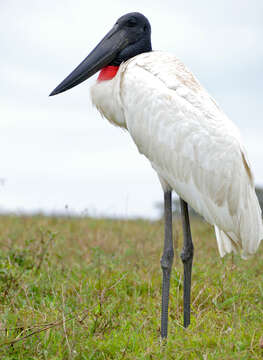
[50, 12, 263, 338]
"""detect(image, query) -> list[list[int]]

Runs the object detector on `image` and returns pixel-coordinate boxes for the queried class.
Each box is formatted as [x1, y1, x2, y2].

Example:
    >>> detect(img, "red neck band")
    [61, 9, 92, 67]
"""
[97, 66, 119, 82]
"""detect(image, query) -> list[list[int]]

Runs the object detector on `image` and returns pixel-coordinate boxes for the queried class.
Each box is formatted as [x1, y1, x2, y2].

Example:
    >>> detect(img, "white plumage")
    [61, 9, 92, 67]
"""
[91, 51, 263, 258]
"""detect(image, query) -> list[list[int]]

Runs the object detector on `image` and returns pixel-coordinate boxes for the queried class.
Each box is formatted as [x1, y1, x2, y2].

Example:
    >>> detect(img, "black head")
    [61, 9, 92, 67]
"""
[110, 12, 152, 66]
[50, 12, 152, 96]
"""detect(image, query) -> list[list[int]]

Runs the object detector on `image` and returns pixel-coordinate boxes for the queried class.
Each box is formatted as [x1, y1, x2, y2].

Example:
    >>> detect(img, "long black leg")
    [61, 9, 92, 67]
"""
[160, 190, 174, 338]
[180, 198, 194, 328]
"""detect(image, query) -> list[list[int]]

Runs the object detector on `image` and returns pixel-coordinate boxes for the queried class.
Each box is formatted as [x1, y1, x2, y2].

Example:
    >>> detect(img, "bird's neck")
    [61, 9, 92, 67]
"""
[97, 66, 119, 82]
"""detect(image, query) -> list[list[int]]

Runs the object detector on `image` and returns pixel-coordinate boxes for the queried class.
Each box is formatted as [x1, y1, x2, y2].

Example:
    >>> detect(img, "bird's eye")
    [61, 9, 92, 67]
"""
[127, 18, 137, 27]
[144, 25, 148, 32]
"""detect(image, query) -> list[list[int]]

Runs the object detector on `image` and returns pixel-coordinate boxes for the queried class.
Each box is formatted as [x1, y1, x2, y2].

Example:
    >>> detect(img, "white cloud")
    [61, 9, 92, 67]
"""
[1, 0, 262, 217]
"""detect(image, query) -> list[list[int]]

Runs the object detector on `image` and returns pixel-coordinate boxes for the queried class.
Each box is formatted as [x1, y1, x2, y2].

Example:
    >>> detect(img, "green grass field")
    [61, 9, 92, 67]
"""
[0, 215, 262, 359]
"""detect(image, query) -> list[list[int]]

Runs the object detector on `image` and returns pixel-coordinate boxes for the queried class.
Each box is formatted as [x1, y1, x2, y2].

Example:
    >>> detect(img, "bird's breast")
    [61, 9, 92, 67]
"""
[90, 65, 127, 128]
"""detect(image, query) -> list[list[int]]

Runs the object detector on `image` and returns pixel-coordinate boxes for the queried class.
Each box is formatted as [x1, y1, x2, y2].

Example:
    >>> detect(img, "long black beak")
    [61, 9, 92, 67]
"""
[49, 25, 128, 96]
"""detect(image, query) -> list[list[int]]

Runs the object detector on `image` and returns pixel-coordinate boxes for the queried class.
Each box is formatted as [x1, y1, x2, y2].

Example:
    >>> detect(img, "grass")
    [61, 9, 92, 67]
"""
[0, 215, 262, 359]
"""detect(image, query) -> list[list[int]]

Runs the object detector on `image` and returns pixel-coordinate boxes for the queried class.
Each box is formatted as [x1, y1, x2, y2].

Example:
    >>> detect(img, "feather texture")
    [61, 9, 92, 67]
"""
[91, 51, 263, 257]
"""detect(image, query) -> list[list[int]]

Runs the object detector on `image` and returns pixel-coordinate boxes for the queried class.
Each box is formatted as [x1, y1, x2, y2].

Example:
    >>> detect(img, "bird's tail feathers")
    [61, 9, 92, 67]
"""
[214, 187, 263, 259]
[214, 226, 239, 257]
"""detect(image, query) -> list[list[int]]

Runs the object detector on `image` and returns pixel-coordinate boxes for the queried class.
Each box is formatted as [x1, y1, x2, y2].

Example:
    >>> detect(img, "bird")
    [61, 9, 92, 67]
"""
[50, 12, 263, 338]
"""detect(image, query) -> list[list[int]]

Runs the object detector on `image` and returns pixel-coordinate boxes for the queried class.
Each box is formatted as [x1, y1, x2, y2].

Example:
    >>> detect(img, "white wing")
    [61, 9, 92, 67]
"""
[119, 51, 263, 257]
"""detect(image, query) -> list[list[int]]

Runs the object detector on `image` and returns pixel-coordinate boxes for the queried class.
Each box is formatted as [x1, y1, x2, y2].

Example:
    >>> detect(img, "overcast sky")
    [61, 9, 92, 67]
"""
[1, 0, 262, 218]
